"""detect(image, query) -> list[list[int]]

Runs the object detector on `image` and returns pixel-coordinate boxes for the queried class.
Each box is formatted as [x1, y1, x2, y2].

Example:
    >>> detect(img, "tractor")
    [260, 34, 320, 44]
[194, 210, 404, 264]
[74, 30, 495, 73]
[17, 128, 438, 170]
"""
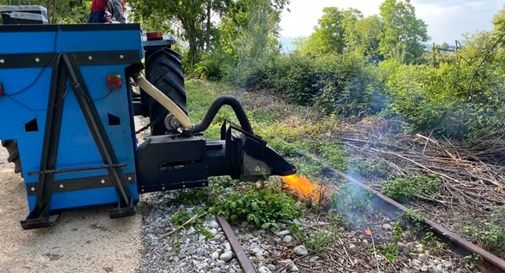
[0, 5, 295, 229]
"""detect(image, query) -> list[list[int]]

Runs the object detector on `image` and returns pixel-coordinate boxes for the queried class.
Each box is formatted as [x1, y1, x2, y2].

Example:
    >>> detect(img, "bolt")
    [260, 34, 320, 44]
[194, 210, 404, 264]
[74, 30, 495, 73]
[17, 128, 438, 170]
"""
[0, 59, 4, 64]
[35, 57, 40, 63]
[100, 179, 106, 184]
[119, 54, 124, 59]
[59, 184, 64, 189]
[30, 187, 35, 191]
[88, 56, 93, 61]
[128, 176, 132, 181]
[182, 185, 186, 188]
[161, 187, 165, 190]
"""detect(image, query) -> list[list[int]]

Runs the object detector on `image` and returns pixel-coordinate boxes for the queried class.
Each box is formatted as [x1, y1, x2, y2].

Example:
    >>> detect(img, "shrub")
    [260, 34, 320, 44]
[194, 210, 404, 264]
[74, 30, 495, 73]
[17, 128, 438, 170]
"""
[210, 184, 301, 229]
[464, 222, 505, 251]
[249, 54, 386, 118]
[381, 175, 441, 203]
[331, 183, 373, 213]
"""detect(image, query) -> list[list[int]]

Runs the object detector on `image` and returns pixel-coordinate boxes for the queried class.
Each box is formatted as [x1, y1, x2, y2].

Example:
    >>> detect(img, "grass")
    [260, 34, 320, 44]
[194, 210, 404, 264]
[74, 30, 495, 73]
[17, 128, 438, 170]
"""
[185, 79, 348, 178]
[381, 175, 442, 203]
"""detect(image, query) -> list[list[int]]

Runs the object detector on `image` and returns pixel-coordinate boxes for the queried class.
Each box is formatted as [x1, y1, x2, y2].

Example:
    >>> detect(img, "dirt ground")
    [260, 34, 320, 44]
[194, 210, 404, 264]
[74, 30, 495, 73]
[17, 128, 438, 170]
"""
[0, 148, 142, 273]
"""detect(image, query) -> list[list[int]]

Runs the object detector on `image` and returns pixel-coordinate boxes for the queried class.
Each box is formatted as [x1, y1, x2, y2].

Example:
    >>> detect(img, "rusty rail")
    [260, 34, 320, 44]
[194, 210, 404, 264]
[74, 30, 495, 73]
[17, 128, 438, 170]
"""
[217, 216, 257, 273]
[298, 151, 505, 273]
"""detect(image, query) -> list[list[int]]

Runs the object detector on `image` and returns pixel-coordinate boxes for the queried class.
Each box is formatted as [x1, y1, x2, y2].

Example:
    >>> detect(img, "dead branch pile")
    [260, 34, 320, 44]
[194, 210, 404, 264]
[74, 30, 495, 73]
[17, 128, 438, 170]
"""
[338, 118, 505, 213]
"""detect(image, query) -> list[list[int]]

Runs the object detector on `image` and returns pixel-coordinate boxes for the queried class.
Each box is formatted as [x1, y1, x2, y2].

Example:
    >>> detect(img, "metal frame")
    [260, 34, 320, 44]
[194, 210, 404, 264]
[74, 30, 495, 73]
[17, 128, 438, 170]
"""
[20, 53, 135, 229]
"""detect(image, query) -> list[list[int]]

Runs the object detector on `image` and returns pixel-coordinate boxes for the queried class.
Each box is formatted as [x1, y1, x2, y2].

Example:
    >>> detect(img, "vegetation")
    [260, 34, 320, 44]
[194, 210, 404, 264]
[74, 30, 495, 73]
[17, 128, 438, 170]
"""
[210, 183, 301, 229]
[382, 175, 441, 203]
[464, 206, 505, 252]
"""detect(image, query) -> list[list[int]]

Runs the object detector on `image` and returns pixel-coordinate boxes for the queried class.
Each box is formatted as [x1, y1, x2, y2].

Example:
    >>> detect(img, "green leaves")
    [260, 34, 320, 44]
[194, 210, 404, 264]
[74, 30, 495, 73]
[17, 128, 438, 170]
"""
[211, 184, 301, 229]
[379, 0, 428, 64]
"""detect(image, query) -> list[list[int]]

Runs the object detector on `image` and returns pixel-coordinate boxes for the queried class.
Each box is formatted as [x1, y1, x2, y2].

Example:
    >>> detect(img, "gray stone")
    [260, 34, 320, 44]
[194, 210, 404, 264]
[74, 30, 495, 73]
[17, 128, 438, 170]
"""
[208, 220, 219, 228]
[382, 223, 392, 230]
[220, 251, 233, 262]
[283, 235, 293, 243]
[211, 251, 219, 260]
[267, 264, 276, 271]
[293, 245, 308, 256]
[276, 230, 290, 236]
[420, 264, 428, 272]
[258, 266, 272, 273]
[348, 244, 356, 251]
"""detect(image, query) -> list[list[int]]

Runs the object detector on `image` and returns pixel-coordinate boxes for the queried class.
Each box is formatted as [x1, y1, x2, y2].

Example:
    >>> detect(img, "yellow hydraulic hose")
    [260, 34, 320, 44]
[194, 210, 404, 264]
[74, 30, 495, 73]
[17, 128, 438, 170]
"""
[134, 74, 192, 130]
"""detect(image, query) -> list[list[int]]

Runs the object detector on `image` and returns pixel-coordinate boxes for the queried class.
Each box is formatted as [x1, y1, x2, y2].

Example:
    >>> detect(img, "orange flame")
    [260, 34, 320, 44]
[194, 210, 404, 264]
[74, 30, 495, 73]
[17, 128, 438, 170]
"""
[281, 174, 322, 202]
[364, 227, 372, 237]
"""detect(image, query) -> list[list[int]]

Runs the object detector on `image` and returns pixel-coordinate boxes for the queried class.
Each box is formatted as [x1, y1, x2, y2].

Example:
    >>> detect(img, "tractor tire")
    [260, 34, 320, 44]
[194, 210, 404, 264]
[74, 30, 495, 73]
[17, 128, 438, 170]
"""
[144, 47, 187, 135]
[1, 140, 22, 174]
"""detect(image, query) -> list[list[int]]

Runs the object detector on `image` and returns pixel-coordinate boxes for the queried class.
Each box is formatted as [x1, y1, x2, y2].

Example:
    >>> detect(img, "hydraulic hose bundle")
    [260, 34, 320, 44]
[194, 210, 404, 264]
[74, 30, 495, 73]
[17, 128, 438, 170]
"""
[133, 74, 253, 135]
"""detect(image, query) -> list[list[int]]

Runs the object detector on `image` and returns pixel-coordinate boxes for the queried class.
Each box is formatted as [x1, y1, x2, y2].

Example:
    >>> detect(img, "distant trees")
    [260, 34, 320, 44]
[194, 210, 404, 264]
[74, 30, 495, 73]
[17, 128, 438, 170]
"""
[379, 0, 429, 63]
[298, 0, 428, 64]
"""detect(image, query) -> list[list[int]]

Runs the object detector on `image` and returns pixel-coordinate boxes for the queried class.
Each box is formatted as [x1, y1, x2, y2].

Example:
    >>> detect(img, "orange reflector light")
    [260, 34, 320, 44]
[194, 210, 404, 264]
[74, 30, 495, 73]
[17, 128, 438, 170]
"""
[0, 83, 3, 96]
[146, 31, 164, 40]
[106, 74, 122, 90]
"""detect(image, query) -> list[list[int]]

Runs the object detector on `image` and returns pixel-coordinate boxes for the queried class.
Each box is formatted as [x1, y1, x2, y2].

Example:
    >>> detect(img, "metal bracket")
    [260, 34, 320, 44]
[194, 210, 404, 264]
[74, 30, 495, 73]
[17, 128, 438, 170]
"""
[21, 53, 135, 229]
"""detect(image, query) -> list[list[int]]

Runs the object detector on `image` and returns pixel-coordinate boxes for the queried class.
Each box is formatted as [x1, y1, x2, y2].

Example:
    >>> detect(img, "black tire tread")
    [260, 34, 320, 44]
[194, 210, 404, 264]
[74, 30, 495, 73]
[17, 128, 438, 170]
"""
[144, 47, 187, 135]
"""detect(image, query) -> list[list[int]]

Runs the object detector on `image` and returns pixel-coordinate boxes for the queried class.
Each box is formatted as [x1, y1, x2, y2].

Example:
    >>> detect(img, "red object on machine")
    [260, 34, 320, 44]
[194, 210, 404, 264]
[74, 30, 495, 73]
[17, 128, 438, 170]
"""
[146, 32, 164, 41]
[106, 74, 122, 90]
[0, 83, 4, 97]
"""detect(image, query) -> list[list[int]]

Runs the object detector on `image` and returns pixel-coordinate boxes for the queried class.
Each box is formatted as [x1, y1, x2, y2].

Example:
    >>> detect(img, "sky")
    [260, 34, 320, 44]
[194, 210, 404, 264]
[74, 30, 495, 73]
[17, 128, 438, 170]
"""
[279, 0, 505, 44]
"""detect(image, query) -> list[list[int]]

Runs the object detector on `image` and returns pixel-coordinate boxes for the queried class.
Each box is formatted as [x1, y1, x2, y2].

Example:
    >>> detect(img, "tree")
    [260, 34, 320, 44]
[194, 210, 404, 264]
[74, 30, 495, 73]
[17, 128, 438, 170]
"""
[298, 7, 351, 56]
[217, 0, 287, 85]
[345, 15, 383, 61]
[379, 0, 428, 64]
[129, 0, 233, 67]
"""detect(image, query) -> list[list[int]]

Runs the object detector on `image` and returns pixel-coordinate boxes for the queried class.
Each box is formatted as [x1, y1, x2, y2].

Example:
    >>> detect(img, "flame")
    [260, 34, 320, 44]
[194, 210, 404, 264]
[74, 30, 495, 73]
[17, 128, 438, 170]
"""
[364, 227, 372, 237]
[281, 174, 322, 202]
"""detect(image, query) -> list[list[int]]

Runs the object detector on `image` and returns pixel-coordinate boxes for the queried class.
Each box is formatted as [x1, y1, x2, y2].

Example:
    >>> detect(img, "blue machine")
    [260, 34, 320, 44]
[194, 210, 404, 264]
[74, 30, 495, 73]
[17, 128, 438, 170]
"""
[0, 23, 295, 229]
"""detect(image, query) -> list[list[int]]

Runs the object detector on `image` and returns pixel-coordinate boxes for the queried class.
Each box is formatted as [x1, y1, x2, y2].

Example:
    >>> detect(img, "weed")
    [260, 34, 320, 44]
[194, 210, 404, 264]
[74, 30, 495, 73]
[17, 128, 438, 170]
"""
[392, 222, 403, 242]
[290, 224, 336, 256]
[210, 183, 301, 229]
[464, 222, 505, 251]
[172, 190, 210, 206]
[421, 230, 437, 246]
[317, 143, 348, 171]
[331, 183, 373, 213]
[170, 211, 191, 226]
[382, 243, 400, 262]
[382, 175, 441, 203]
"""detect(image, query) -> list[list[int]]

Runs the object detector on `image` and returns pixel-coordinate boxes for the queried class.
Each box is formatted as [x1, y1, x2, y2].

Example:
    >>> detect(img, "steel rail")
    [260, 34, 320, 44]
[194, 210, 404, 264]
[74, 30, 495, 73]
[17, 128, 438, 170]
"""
[217, 216, 257, 273]
[297, 151, 505, 273]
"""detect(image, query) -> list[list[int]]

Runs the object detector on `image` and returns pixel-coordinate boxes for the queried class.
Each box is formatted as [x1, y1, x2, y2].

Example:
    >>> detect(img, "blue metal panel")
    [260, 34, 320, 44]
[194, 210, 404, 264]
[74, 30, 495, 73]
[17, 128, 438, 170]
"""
[0, 24, 143, 212]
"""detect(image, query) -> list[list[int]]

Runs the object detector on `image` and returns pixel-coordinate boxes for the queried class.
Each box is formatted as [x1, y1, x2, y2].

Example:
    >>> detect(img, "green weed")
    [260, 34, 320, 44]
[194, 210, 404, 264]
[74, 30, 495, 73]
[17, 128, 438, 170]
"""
[290, 224, 337, 256]
[331, 183, 373, 213]
[210, 183, 301, 229]
[382, 175, 441, 203]
[464, 222, 505, 251]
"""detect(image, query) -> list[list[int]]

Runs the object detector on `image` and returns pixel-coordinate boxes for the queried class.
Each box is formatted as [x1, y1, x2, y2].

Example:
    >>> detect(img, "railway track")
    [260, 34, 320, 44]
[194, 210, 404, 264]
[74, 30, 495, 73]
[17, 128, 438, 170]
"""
[216, 149, 505, 273]
[298, 151, 505, 273]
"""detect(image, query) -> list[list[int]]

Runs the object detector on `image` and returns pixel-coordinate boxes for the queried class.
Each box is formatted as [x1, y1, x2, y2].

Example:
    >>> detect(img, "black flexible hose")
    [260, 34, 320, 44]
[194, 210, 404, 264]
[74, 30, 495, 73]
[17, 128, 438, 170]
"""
[193, 96, 254, 134]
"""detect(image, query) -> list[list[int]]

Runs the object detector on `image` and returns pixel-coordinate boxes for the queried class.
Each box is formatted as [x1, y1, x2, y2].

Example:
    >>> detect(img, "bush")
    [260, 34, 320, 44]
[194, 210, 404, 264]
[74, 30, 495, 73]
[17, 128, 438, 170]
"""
[381, 175, 441, 203]
[193, 50, 232, 81]
[249, 54, 386, 118]
[210, 184, 301, 229]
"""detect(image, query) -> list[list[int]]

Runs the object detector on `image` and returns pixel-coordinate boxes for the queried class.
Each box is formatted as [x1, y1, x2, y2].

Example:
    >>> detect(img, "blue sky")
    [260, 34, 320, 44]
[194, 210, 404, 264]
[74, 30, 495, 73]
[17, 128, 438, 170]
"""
[280, 0, 505, 44]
